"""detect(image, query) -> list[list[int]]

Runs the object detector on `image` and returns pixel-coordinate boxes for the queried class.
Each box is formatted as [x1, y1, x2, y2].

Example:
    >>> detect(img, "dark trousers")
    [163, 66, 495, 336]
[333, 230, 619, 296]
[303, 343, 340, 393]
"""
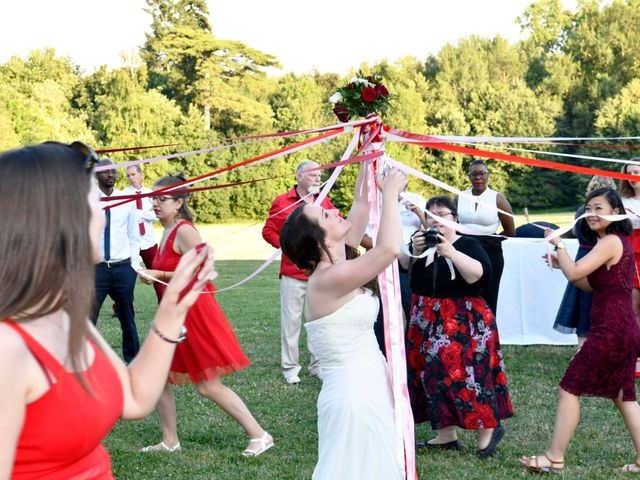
[140, 244, 158, 269]
[93, 262, 140, 363]
[374, 267, 413, 356]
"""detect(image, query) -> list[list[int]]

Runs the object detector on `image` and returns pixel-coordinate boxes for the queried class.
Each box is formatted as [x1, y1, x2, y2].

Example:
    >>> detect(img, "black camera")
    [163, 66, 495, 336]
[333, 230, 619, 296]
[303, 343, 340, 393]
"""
[423, 227, 441, 249]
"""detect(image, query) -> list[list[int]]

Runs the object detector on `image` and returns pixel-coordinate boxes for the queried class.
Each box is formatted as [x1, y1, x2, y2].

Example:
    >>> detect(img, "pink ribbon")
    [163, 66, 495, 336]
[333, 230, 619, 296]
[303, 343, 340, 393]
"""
[363, 120, 416, 480]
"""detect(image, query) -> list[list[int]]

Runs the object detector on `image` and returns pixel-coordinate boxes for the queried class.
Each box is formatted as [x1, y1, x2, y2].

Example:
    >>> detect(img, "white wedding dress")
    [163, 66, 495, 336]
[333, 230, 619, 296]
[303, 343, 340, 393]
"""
[304, 291, 404, 480]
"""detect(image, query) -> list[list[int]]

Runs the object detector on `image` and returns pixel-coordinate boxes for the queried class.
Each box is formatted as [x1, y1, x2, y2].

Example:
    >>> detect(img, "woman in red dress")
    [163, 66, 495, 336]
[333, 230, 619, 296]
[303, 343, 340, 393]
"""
[520, 187, 640, 473]
[0, 142, 215, 479]
[138, 174, 272, 457]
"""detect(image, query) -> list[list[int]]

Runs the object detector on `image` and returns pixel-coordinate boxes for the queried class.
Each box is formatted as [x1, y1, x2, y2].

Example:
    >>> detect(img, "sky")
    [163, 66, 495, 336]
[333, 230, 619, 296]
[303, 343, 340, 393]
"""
[0, 0, 577, 76]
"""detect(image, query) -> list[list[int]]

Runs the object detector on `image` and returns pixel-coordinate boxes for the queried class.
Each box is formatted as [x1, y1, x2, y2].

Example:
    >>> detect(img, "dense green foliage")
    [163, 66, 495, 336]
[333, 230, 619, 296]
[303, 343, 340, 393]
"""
[2, 0, 640, 218]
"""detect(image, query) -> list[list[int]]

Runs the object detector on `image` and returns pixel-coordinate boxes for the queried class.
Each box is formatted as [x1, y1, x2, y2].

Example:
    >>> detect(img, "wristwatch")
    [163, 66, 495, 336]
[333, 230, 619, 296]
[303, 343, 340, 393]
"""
[555, 241, 567, 250]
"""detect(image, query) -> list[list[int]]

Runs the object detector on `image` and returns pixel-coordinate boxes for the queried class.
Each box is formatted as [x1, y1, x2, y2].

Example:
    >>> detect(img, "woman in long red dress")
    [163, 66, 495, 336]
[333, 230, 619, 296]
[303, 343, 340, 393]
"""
[138, 174, 272, 457]
[520, 187, 640, 473]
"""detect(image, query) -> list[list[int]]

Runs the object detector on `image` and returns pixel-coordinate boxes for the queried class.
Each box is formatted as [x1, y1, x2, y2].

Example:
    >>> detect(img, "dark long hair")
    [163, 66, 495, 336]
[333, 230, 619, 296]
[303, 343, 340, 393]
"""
[580, 187, 633, 242]
[153, 173, 194, 222]
[280, 205, 379, 295]
[619, 161, 640, 198]
[0, 142, 96, 377]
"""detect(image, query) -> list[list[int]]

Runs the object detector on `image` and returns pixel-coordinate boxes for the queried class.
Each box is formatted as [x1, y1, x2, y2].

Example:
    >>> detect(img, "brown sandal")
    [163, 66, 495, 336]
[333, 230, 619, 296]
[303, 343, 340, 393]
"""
[520, 453, 565, 474]
[619, 462, 640, 473]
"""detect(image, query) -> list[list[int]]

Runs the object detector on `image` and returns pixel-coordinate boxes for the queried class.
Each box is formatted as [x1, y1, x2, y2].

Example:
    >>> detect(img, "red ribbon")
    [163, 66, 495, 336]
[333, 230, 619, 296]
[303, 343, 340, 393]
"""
[103, 128, 343, 210]
[387, 128, 640, 182]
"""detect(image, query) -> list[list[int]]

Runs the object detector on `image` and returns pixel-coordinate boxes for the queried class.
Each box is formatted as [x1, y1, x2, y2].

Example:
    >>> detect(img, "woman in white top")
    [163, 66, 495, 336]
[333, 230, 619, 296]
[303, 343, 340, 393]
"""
[279, 164, 407, 480]
[457, 160, 515, 314]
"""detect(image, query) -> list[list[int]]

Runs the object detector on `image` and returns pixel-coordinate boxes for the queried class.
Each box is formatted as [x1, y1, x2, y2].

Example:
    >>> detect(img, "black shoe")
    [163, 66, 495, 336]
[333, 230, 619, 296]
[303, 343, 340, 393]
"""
[416, 439, 462, 451]
[476, 425, 505, 459]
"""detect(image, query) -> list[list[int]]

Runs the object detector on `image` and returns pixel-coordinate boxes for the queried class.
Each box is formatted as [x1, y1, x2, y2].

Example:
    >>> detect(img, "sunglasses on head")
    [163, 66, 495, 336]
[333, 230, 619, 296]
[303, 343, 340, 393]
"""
[69, 141, 100, 174]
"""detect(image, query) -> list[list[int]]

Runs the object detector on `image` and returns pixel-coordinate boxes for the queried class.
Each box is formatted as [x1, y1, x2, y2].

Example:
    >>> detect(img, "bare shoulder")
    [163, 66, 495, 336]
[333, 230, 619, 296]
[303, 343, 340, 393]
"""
[0, 323, 36, 385]
[174, 222, 201, 253]
[601, 233, 624, 249]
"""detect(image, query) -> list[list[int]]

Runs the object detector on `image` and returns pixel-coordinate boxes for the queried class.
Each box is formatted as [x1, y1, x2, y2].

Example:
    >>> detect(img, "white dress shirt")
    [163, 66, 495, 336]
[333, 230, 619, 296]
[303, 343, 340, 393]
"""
[99, 188, 143, 270]
[122, 185, 158, 250]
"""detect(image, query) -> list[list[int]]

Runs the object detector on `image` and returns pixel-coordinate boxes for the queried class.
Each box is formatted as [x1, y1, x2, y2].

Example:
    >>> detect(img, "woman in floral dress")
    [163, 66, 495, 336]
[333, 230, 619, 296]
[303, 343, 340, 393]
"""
[400, 195, 512, 458]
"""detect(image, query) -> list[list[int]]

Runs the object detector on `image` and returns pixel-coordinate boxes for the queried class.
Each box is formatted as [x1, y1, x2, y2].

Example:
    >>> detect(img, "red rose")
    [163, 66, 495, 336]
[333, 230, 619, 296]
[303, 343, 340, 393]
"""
[476, 404, 496, 426]
[332, 103, 351, 122]
[464, 412, 481, 429]
[440, 347, 460, 369]
[496, 372, 507, 385]
[376, 84, 389, 98]
[449, 366, 466, 382]
[470, 297, 486, 312]
[483, 310, 494, 326]
[459, 324, 468, 334]
[423, 305, 436, 322]
[361, 86, 377, 103]
[439, 298, 457, 321]
[490, 350, 500, 369]
[458, 388, 472, 402]
[443, 319, 458, 336]
[447, 341, 463, 355]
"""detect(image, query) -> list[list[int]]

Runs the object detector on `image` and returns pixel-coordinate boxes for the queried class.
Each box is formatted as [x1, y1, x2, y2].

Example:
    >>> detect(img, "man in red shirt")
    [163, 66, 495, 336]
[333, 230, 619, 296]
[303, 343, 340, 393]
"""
[262, 160, 339, 384]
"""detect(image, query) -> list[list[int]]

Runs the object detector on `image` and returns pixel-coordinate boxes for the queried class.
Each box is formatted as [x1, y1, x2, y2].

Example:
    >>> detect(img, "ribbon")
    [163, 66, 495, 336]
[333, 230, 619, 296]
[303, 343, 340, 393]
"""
[138, 129, 363, 293]
[459, 142, 640, 167]
[363, 120, 416, 480]
[386, 129, 640, 183]
[104, 128, 346, 209]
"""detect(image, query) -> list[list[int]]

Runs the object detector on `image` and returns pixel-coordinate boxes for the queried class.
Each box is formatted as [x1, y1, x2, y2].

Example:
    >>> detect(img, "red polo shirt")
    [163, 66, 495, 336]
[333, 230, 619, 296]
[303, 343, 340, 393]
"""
[262, 186, 339, 280]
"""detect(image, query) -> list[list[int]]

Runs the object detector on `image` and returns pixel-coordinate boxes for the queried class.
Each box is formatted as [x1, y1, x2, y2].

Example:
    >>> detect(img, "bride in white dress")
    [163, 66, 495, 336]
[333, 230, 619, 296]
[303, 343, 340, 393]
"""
[280, 164, 407, 480]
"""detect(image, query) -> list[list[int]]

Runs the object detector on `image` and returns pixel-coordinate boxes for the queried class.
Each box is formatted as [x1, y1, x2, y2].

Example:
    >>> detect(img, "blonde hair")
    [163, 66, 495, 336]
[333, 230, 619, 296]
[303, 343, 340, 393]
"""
[586, 175, 616, 195]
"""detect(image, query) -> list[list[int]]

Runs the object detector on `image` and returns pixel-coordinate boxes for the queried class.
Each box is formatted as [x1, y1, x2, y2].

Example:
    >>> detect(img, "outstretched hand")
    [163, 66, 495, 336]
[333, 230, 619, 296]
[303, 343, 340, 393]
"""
[378, 168, 408, 195]
[544, 227, 560, 247]
[405, 201, 426, 226]
[160, 243, 217, 314]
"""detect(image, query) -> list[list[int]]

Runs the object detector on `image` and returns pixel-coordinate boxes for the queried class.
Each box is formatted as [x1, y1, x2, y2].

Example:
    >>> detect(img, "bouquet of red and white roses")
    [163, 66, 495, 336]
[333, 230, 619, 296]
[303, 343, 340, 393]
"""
[329, 71, 392, 122]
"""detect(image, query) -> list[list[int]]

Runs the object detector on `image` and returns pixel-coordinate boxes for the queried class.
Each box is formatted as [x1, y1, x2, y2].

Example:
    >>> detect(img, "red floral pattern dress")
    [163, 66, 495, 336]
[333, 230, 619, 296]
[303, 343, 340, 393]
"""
[406, 236, 513, 430]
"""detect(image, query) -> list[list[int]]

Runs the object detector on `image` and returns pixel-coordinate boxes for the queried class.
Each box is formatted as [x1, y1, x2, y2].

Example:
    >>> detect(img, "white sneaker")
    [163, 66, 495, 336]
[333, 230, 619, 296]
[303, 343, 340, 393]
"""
[285, 375, 300, 385]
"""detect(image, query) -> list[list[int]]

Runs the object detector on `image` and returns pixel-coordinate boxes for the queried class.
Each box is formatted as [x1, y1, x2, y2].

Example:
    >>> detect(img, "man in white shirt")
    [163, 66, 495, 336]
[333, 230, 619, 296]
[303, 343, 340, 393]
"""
[123, 165, 158, 268]
[93, 159, 143, 363]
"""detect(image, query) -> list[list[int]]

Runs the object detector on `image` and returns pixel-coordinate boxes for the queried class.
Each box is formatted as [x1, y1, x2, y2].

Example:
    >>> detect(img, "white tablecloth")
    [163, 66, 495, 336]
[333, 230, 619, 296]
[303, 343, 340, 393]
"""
[496, 238, 579, 345]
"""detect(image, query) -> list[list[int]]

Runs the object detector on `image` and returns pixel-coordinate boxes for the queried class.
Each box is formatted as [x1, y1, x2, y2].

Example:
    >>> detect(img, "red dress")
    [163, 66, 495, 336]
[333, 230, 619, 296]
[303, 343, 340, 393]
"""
[8, 322, 123, 480]
[153, 221, 250, 385]
[560, 233, 640, 400]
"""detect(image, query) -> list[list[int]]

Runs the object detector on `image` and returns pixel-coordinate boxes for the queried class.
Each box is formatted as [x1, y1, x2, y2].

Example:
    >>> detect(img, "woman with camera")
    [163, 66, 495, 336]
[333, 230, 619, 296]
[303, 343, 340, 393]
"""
[400, 196, 513, 458]
[457, 160, 515, 314]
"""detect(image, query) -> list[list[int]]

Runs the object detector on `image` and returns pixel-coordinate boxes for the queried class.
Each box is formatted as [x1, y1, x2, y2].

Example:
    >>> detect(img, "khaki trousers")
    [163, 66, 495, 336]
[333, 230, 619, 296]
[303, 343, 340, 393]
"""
[280, 276, 320, 380]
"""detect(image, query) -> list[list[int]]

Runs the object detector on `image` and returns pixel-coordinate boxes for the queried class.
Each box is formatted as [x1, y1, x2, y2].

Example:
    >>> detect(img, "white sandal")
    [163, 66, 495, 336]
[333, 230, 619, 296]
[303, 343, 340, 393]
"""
[140, 441, 181, 453]
[242, 432, 274, 457]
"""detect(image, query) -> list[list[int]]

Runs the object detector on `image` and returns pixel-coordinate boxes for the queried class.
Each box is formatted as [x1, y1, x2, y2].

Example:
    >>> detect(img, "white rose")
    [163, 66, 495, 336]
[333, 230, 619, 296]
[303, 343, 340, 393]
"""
[328, 92, 343, 104]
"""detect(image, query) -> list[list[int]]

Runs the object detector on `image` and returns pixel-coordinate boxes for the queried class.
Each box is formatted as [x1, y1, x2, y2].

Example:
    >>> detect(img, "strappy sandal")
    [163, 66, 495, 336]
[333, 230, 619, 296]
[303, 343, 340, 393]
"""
[139, 441, 181, 453]
[619, 461, 640, 473]
[242, 431, 274, 458]
[520, 453, 564, 474]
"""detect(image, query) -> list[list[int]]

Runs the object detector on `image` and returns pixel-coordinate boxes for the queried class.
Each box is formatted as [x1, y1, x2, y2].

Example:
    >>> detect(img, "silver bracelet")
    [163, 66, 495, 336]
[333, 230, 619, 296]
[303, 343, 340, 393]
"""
[151, 322, 187, 344]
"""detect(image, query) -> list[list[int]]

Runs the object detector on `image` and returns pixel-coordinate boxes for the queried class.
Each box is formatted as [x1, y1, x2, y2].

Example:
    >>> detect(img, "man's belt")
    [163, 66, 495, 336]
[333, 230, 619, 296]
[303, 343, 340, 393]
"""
[99, 258, 131, 268]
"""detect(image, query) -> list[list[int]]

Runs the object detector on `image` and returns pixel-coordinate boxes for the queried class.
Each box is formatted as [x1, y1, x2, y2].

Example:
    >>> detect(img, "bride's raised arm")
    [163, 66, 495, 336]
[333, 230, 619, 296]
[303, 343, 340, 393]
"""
[344, 160, 369, 248]
[317, 169, 406, 298]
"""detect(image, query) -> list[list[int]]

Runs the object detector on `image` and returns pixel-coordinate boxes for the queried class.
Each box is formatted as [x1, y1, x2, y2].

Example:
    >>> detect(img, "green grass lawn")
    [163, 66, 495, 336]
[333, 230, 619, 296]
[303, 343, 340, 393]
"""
[98, 259, 636, 480]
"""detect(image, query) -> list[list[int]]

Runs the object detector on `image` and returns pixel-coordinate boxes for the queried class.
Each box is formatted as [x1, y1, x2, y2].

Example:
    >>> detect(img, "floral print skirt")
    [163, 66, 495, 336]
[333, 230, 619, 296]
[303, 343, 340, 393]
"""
[406, 295, 513, 430]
